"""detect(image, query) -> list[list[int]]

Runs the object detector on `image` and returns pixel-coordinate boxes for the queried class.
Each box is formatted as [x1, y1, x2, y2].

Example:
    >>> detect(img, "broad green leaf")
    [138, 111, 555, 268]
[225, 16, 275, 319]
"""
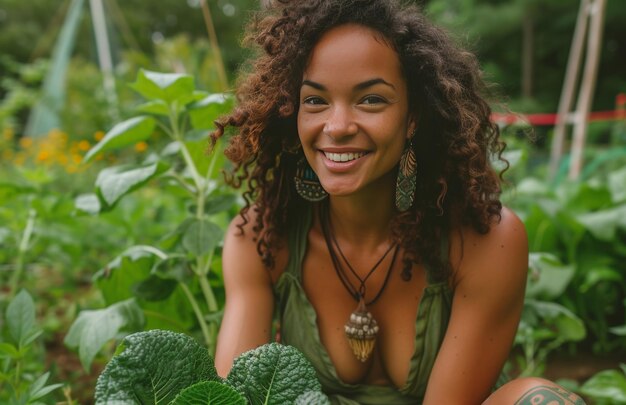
[185, 138, 212, 176]
[74, 193, 101, 215]
[611, 325, 626, 336]
[226, 343, 322, 405]
[171, 381, 246, 405]
[94, 247, 195, 332]
[575, 205, 626, 241]
[95, 330, 219, 405]
[182, 218, 223, 256]
[515, 177, 549, 196]
[130, 69, 195, 104]
[204, 194, 238, 215]
[609, 166, 626, 203]
[188, 93, 234, 130]
[580, 369, 626, 402]
[0, 342, 20, 358]
[29, 372, 64, 401]
[96, 161, 170, 208]
[295, 391, 332, 405]
[524, 299, 585, 342]
[579, 267, 623, 293]
[135, 100, 170, 116]
[564, 182, 612, 213]
[526, 253, 575, 299]
[6, 289, 37, 347]
[132, 274, 178, 301]
[64, 298, 145, 370]
[84, 116, 156, 162]
[524, 205, 559, 253]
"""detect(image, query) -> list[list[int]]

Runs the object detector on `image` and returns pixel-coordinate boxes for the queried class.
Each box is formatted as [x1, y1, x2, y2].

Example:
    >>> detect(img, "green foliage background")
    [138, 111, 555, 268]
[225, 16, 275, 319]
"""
[0, 0, 626, 403]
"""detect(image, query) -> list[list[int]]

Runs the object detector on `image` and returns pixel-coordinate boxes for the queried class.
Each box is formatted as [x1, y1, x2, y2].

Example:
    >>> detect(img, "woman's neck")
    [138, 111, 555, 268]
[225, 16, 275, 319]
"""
[324, 178, 396, 249]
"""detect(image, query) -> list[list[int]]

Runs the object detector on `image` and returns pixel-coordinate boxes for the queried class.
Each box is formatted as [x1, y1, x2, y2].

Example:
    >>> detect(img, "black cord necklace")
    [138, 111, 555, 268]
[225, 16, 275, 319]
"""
[320, 202, 399, 362]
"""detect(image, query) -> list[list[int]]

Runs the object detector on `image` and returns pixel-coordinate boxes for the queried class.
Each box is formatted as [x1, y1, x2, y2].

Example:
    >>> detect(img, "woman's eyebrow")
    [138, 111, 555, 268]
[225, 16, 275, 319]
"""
[355, 78, 395, 91]
[301, 78, 395, 91]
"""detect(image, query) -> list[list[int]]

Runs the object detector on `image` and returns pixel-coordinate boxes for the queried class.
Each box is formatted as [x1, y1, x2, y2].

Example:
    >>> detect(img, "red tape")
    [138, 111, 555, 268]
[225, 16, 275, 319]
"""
[492, 110, 625, 126]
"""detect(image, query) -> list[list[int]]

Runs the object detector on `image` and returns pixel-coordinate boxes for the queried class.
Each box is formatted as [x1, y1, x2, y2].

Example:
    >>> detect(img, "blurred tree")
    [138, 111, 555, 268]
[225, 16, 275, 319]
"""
[426, 0, 626, 112]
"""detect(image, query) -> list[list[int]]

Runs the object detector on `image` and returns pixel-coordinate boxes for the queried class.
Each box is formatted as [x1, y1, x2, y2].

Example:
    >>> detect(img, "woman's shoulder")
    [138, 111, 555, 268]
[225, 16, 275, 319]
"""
[224, 205, 290, 284]
[449, 206, 528, 288]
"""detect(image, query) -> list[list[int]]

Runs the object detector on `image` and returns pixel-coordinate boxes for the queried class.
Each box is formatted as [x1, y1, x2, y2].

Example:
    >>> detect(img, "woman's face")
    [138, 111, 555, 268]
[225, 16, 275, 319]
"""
[297, 23, 415, 198]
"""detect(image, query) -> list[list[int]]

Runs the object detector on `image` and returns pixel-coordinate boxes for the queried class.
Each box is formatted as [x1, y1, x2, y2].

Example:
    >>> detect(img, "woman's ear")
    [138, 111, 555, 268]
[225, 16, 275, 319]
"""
[407, 116, 418, 139]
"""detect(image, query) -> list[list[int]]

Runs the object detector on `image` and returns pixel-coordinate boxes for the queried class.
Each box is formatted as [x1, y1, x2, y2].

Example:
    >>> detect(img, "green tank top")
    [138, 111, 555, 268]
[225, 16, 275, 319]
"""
[273, 207, 454, 404]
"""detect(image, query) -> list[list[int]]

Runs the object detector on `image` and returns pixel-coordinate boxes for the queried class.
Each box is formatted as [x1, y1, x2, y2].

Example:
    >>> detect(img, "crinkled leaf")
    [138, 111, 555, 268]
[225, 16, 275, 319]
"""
[580, 369, 626, 402]
[526, 253, 575, 299]
[295, 390, 332, 405]
[95, 330, 219, 405]
[84, 116, 156, 162]
[74, 193, 101, 215]
[130, 69, 195, 104]
[6, 289, 37, 347]
[182, 218, 223, 256]
[226, 343, 322, 405]
[96, 161, 170, 208]
[171, 381, 245, 405]
[64, 299, 145, 370]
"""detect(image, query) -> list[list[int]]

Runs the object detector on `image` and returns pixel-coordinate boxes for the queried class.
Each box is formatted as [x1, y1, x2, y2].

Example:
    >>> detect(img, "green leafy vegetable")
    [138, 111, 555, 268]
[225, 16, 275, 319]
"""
[95, 330, 330, 405]
[95, 330, 219, 405]
[171, 381, 246, 405]
[226, 343, 323, 405]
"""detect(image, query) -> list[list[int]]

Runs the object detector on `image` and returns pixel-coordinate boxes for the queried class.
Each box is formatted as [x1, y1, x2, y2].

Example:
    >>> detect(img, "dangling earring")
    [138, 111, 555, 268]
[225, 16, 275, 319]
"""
[395, 134, 417, 211]
[294, 156, 328, 201]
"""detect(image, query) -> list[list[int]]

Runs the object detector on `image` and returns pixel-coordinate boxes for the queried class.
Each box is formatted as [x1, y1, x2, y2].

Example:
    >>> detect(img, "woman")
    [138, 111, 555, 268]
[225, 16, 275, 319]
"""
[213, 1, 585, 404]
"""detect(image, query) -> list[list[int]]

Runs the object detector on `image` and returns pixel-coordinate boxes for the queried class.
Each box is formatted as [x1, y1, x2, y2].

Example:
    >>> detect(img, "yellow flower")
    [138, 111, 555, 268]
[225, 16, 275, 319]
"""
[3, 128, 14, 141]
[94, 131, 105, 141]
[78, 140, 91, 151]
[134, 141, 148, 152]
[19, 137, 33, 149]
[37, 150, 51, 162]
[72, 154, 82, 164]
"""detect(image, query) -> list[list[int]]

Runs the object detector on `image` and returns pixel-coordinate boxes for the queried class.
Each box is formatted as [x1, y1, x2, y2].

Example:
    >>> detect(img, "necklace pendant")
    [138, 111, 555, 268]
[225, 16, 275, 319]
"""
[344, 298, 379, 362]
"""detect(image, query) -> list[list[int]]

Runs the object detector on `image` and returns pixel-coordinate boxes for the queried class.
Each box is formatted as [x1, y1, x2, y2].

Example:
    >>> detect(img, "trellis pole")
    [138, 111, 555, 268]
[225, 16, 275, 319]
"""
[549, 0, 607, 180]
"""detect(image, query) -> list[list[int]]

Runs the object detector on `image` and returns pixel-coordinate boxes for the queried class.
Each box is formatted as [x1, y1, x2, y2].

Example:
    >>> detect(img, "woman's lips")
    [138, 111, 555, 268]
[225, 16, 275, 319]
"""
[319, 150, 369, 172]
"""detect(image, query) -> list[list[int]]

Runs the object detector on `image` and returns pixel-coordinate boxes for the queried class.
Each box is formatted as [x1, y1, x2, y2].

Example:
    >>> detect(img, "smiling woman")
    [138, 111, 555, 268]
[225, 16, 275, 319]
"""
[211, 0, 585, 404]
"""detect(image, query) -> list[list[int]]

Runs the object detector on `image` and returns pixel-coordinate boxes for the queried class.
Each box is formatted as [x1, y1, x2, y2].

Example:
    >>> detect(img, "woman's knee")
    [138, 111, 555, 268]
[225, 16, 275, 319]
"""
[483, 377, 586, 405]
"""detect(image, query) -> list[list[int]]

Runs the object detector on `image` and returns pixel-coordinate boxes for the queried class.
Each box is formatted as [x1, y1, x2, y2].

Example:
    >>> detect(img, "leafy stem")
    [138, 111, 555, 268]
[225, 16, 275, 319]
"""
[9, 208, 36, 298]
[178, 281, 213, 349]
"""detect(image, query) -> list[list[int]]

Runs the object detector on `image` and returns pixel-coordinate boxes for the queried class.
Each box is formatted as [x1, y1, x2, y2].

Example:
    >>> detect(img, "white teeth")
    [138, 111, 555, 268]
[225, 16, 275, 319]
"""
[323, 151, 366, 162]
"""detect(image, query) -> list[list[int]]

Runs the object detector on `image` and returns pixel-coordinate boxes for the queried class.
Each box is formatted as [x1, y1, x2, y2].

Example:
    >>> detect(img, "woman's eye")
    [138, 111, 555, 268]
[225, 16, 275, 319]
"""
[361, 95, 386, 105]
[303, 96, 326, 105]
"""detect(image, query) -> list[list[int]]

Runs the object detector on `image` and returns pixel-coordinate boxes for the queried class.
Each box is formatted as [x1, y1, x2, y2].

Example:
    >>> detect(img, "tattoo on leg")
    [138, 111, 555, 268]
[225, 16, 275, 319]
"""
[514, 385, 586, 405]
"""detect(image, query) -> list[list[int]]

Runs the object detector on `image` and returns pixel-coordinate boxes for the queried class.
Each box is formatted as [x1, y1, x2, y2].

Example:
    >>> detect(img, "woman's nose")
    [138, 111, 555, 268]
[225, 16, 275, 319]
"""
[323, 106, 358, 140]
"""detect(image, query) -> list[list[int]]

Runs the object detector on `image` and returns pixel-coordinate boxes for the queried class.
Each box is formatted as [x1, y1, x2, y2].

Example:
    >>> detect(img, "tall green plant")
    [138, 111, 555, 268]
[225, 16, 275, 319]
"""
[65, 69, 237, 370]
[0, 290, 64, 404]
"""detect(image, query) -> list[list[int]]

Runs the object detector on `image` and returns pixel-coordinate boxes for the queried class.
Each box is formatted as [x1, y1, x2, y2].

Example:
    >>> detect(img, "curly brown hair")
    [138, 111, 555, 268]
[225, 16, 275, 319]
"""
[212, 0, 506, 282]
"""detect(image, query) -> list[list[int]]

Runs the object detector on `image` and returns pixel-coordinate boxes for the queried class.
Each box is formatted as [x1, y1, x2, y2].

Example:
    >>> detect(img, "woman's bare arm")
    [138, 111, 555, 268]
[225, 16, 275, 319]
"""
[423, 207, 529, 404]
[214, 214, 275, 377]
